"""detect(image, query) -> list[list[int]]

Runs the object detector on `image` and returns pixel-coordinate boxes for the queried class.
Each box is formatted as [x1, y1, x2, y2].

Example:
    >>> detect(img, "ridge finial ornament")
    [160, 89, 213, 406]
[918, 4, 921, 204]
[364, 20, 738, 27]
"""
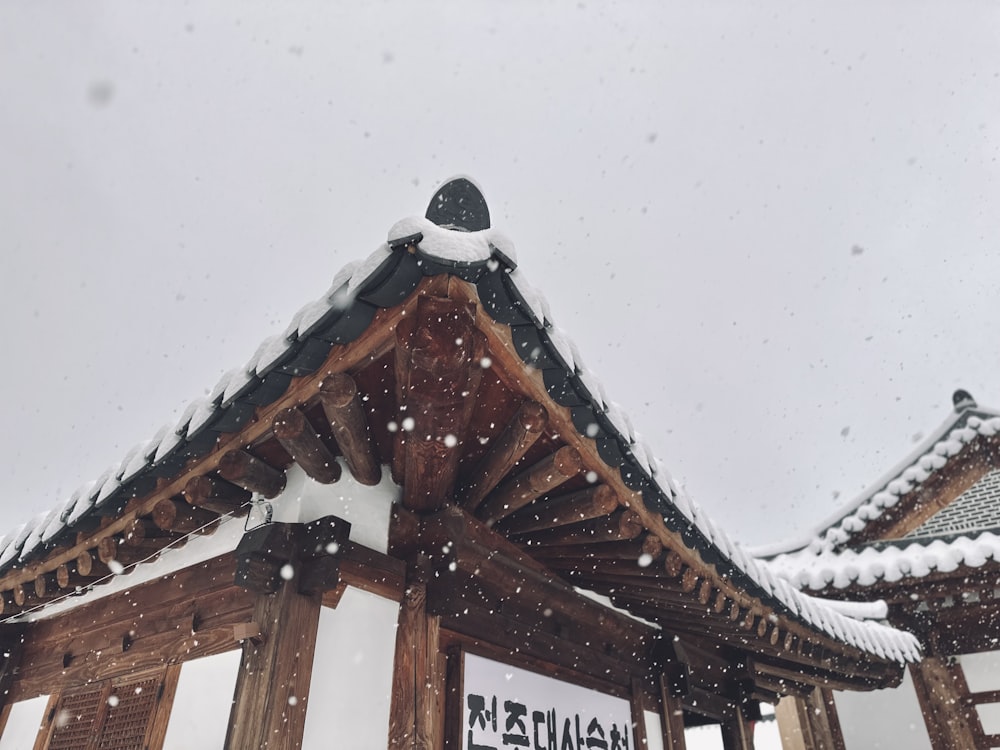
[425, 176, 490, 232]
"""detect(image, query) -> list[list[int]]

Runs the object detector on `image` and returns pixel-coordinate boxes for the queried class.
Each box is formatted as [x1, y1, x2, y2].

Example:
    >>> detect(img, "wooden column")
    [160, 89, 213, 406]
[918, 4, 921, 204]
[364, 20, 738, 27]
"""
[909, 657, 983, 750]
[775, 688, 845, 750]
[388, 577, 443, 749]
[659, 673, 688, 749]
[719, 707, 754, 750]
[225, 527, 324, 750]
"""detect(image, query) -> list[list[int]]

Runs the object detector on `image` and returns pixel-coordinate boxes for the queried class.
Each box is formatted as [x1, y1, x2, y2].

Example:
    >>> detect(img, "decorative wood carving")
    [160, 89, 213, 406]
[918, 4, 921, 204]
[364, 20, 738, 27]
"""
[394, 295, 486, 512]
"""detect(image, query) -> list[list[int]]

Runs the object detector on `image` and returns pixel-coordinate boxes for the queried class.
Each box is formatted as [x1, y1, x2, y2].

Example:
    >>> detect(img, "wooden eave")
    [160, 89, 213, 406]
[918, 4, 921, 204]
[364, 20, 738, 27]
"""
[0, 259, 905, 692]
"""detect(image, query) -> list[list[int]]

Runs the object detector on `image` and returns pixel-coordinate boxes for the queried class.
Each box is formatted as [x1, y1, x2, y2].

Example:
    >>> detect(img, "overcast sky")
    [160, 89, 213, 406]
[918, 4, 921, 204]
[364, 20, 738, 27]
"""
[2, 3, 999, 551]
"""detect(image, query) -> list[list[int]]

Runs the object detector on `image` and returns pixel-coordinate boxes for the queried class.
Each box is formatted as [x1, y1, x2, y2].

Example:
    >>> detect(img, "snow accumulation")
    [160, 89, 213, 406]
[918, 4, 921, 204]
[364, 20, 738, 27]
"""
[752, 405, 1000, 559]
[0, 208, 921, 663]
[766, 530, 1000, 592]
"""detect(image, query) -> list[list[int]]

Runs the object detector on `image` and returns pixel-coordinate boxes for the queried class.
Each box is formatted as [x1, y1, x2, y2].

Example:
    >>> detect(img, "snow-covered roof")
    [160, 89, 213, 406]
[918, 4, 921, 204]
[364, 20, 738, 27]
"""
[767, 529, 1000, 592]
[751, 393, 1000, 559]
[0, 191, 921, 664]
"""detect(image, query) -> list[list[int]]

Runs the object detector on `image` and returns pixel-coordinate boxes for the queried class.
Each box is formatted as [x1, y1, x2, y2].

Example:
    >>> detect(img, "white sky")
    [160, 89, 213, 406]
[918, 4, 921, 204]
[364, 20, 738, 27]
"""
[2, 3, 1000, 551]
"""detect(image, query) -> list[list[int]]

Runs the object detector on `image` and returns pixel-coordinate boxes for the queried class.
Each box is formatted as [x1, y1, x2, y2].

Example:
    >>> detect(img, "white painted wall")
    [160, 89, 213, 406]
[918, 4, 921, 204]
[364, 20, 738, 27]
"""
[270, 462, 398, 553]
[301, 587, 399, 749]
[959, 650, 1000, 735]
[835, 669, 931, 749]
[643, 710, 664, 750]
[162, 649, 242, 749]
[0, 694, 48, 750]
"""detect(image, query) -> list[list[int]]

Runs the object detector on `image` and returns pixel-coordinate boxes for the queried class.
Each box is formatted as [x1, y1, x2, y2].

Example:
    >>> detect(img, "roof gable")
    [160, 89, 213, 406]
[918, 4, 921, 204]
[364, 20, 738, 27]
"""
[0, 180, 921, 676]
[755, 394, 1000, 558]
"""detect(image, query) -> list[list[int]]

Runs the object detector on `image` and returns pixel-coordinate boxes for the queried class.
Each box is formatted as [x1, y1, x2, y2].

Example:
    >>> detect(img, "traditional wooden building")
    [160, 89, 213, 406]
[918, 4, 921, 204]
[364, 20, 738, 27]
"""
[765, 389, 1000, 749]
[0, 180, 919, 750]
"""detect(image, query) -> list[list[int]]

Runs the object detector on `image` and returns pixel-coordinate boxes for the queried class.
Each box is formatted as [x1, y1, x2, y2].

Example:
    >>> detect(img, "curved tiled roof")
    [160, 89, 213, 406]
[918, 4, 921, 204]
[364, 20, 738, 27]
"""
[752, 399, 1000, 559]
[768, 529, 1000, 592]
[0, 208, 922, 664]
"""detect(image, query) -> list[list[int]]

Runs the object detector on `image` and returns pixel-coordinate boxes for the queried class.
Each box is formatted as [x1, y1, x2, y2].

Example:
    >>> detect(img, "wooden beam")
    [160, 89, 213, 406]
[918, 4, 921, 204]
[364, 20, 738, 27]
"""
[458, 400, 548, 512]
[273, 406, 342, 485]
[184, 474, 252, 515]
[394, 295, 485, 512]
[217, 449, 287, 499]
[477, 446, 583, 526]
[514, 509, 644, 547]
[318, 373, 381, 486]
[152, 497, 219, 535]
[388, 578, 443, 749]
[497, 483, 619, 535]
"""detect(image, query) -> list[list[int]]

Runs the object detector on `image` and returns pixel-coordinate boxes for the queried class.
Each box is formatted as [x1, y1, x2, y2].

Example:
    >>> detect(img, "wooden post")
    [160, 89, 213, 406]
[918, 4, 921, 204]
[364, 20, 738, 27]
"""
[388, 577, 442, 749]
[774, 688, 845, 750]
[659, 673, 688, 749]
[630, 678, 650, 750]
[909, 657, 983, 750]
[225, 542, 323, 750]
[719, 707, 754, 750]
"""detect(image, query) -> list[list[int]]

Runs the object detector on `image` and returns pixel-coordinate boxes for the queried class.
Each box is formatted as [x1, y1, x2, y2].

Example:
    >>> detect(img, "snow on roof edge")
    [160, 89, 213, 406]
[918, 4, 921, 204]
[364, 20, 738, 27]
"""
[0, 208, 921, 665]
[751, 404, 1000, 559]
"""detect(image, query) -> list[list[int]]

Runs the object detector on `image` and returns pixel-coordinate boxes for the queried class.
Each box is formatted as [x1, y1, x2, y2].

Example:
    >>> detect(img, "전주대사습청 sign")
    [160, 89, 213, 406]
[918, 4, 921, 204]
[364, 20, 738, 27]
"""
[462, 652, 634, 750]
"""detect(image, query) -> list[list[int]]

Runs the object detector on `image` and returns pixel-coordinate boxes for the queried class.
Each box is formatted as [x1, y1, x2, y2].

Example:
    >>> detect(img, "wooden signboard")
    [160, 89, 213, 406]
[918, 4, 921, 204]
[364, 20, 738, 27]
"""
[460, 652, 634, 750]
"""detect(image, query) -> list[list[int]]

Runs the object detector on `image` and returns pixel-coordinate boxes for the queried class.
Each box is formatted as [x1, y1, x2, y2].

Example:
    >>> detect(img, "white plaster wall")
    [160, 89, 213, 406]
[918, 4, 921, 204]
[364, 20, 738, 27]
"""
[835, 669, 932, 749]
[161, 649, 242, 749]
[0, 694, 48, 749]
[270, 462, 398, 553]
[959, 650, 1000, 734]
[643, 710, 664, 750]
[301, 587, 399, 749]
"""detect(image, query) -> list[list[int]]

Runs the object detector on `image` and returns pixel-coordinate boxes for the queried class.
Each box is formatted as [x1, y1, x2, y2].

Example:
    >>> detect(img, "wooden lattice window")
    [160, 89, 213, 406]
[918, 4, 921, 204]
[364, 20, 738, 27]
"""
[37, 666, 178, 750]
[46, 684, 107, 750]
